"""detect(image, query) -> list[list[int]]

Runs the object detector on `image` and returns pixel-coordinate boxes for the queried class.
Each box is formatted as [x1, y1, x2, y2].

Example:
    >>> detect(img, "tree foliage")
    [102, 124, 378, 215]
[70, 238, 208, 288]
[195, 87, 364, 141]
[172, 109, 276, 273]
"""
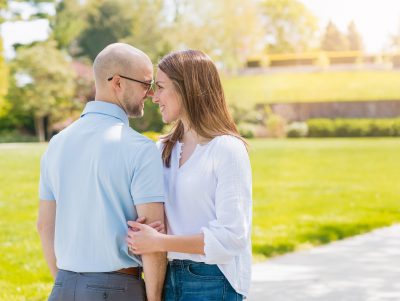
[51, 0, 86, 51]
[347, 21, 363, 51]
[262, 0, 319, 54]
[122, 0, 172, 63]
[167, 0, 263, 71]
[0, 37, 9, 118]
[76, 0, 136, 61]
[321, 21, 349, 51]
[8, 41, 76, 141]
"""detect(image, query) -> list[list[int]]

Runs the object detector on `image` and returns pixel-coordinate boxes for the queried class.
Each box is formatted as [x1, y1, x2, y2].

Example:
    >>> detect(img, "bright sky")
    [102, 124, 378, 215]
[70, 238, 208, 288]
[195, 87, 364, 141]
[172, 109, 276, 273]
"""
[302, 0, 400, 53]
[1, 0, 400, 58]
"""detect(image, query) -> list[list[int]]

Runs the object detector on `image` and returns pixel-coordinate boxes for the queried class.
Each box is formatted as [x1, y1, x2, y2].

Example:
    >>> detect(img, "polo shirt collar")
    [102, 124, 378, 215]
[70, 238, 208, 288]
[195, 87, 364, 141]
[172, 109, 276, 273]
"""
[81, 100, 129, 125]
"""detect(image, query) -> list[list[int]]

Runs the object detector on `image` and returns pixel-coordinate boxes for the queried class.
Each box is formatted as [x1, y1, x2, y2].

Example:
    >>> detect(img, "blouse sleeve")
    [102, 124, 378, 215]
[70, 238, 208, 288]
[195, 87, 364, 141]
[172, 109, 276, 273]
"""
[201, 136, 252, 264]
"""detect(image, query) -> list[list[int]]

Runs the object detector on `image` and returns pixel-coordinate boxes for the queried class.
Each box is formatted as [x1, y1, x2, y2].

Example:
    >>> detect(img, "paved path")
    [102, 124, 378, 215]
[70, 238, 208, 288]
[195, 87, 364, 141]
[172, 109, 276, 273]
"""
[249, 225, 400, 301]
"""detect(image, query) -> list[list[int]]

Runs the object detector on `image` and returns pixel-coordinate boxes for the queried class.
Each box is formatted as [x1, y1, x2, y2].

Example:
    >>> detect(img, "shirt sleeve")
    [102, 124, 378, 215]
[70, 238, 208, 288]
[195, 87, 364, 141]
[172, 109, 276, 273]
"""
[39, 150, 55, 201]
[201, 137, 252, 264]
[130, 141, 165, 205]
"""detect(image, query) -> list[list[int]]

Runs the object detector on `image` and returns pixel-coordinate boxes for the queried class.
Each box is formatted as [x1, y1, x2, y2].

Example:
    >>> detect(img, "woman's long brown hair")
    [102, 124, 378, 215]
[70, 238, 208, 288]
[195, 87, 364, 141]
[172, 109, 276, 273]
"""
[158, 50, 245, 167]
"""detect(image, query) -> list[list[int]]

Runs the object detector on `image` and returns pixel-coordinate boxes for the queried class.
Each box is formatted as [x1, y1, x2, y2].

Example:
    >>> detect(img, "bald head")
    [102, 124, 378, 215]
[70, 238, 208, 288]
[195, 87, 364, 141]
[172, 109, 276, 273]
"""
[93, 43, 152, 89]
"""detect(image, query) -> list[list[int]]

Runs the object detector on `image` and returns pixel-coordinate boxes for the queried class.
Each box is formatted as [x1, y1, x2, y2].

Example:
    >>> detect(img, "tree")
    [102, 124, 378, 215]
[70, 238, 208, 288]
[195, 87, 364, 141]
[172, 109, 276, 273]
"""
[0, 0, 6, 23]
[388, 20, 400, 52]
[0, 0, 8, 118]
[321, 21, 349, 51]
[262, 0, 319, 54]
[2, 0, 56, 22]
[122, 0, 172, 63]
[76, 0, 136, 61]
[51, 0, 86, 51]
[347, 21, 363, 51]
[0, 35, 9, 121]
[8, 41, 76, 141]
[166, 0, 264, 71]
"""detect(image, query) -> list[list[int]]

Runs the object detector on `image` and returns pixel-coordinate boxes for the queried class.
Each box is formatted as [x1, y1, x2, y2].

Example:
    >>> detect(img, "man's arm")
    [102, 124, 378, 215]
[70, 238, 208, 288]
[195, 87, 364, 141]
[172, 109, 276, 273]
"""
[136, 202, 166, 301]
[37, 200, 57, 279]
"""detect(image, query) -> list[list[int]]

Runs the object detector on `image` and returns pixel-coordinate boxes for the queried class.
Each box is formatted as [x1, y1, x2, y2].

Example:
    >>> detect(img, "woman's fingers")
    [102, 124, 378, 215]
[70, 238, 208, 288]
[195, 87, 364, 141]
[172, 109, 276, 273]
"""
[127, 221, 145, 230]
[148, 221, 165, 233]
[148, 221, 161, 228]
[136, 216, 146, 224]
[154, 225, 165, 233]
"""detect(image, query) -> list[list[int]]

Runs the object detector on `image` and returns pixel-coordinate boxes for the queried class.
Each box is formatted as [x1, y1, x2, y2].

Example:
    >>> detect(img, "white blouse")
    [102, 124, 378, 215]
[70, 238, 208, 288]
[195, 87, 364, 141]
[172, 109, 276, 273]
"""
[157, 135, 252, 296]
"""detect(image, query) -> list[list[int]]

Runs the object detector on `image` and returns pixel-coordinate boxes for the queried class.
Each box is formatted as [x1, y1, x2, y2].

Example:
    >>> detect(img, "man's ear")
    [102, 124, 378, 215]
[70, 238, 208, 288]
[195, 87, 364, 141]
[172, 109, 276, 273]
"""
[111, 76, 122, 92]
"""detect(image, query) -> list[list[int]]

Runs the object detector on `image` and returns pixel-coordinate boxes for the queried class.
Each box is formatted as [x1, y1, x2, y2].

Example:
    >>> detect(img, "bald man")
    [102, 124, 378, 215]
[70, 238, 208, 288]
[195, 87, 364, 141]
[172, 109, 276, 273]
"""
[37, 43, 166, 301]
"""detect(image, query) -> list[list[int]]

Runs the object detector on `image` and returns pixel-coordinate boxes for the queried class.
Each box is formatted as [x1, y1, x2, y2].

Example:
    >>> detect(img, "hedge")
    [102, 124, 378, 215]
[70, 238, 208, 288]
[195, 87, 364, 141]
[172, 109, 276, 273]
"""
[307, 118, 400, 137]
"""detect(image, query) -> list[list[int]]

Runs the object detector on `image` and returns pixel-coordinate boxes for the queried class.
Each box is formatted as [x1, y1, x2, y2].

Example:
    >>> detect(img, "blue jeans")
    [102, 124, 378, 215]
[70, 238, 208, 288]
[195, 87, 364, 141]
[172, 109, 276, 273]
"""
[164, 260, 243, 301]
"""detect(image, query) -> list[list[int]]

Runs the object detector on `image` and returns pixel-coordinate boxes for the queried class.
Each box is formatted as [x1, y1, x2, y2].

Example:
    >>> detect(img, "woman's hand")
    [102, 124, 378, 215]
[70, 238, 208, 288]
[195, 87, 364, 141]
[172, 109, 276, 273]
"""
[135, 216, 166, 234]
[126, 221, 165, 255]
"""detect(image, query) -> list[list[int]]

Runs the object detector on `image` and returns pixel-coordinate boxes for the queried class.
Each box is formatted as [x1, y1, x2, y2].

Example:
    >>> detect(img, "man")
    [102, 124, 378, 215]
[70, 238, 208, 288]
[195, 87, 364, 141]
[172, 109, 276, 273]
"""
[37, 43, 166, 301]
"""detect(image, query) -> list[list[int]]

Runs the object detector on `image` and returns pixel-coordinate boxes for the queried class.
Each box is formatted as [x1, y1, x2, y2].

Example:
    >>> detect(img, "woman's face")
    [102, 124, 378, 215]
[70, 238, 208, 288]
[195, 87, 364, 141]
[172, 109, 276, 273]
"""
[152, 69, 183, 123]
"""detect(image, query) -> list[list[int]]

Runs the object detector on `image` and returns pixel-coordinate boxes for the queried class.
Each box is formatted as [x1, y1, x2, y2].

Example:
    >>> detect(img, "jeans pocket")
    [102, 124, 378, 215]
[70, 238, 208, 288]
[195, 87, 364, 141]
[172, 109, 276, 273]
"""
[186, 263, 225, 280]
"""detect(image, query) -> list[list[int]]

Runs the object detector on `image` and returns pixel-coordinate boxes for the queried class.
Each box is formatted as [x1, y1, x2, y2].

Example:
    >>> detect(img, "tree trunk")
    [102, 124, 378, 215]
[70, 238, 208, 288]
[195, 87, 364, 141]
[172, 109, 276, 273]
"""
[35, 116, 46, 142]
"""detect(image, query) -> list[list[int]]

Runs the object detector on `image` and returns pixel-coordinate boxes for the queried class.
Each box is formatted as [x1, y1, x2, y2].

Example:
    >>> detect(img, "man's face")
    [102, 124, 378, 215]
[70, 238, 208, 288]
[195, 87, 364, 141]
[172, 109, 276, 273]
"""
[120, 64, 154, 118]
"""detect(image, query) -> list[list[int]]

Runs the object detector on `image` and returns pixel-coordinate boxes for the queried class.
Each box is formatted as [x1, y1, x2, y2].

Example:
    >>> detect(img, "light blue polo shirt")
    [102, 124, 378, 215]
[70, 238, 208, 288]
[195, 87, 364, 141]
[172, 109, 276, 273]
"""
[39, 100, 165, 272]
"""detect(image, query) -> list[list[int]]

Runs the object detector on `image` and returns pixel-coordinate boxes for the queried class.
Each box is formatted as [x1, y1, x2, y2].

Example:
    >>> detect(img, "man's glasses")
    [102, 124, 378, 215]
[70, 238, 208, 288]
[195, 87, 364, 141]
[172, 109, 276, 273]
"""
[108, 74, 154, 95]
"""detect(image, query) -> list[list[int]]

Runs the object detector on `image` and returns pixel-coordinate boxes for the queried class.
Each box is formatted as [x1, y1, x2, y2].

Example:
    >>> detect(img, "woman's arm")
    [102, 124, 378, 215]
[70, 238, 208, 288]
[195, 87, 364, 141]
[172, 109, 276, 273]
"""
[127, 221, 205, 255]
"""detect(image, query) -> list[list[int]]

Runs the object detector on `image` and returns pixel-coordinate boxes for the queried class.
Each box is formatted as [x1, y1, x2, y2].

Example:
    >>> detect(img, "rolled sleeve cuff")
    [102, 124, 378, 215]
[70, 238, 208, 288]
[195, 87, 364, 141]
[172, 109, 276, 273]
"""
[39, 192, 55, 201]
[201, 227, 234, 264]
[133, 195, 165, 205]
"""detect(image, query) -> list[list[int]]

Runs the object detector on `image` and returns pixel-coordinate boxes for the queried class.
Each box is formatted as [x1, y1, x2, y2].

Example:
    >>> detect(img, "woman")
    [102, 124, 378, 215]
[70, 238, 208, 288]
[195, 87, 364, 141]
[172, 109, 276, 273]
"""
[127, 50, 252, 300]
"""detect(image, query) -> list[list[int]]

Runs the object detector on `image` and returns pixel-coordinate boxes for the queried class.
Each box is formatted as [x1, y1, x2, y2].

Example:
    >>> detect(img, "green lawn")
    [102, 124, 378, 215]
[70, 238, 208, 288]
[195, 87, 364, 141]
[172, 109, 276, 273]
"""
[1, 139, 400, 300]
[222, 71, 400, 107]
[251, 138, 400, 258]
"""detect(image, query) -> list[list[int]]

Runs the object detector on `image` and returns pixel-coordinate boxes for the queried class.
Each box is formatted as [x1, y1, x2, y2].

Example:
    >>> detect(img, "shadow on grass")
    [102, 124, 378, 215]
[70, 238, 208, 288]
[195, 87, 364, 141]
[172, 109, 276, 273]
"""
[253, 222, 388, 258]
[253, 243, 295, 258]
[299, 223, 377, 245]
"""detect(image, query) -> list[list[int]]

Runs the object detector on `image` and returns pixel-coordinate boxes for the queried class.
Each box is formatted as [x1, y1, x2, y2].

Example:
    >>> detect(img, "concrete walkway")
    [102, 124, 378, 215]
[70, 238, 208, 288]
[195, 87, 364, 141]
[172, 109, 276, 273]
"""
[249, 225, 400, 301]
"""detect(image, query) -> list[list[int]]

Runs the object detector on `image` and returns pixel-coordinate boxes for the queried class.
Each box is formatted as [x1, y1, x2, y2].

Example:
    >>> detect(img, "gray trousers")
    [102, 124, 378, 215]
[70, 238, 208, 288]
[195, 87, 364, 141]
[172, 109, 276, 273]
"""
[48, 269, 146, 301]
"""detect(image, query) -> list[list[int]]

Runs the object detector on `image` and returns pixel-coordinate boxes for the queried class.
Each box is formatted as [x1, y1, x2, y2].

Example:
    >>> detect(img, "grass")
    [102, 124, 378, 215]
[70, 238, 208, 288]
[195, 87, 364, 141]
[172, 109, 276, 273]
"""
[1, 139, 400, 299]
[0, 143, 51, 301]
[222, 71, 400, 107]
[250, 138, 400, 258]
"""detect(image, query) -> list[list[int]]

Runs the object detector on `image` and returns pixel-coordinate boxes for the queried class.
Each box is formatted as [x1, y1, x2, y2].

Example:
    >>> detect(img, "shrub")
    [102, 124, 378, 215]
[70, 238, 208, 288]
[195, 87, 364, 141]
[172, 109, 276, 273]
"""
[266, 114, 286, 138]
[367, 119, 395, 136]
[393, 119, 400, 136]
[238, 123, 256, 139]
[307, 119, 335, 137]
[286, 122, 308, 138]
[0, 130, 38, 143]
[306, 118, 400, 137]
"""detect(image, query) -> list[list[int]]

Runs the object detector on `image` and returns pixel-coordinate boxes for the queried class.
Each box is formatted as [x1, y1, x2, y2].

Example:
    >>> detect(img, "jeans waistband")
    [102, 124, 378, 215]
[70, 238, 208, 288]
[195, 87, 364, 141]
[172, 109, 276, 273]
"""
[168, 259, 207, 267]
